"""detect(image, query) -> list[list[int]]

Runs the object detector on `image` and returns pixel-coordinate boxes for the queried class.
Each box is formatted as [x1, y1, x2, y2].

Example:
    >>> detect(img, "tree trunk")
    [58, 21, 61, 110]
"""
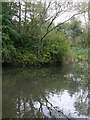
[19, 2, 21, 33]
[24, 2, 27, 30]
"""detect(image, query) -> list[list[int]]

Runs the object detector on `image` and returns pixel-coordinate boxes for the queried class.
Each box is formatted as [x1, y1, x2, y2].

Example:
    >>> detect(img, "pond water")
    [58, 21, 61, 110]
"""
[2, 62, 88, 119]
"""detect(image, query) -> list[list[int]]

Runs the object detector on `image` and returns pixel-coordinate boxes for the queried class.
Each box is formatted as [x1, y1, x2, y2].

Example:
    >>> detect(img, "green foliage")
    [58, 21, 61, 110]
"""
[19, 53, 38, 65]
[57, 18, 83, 40]
[39, 32, 71, 63]
[70, 19, 82, 39]
[2, 2, 19, 63]
[71, 47, 88, 61]
[2, 2, 88, 66]
[2, 33, 17, 62]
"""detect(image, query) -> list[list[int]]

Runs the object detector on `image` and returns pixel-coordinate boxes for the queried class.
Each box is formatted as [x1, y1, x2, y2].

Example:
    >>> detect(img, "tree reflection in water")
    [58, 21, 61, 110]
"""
[2, 62, 88, 118]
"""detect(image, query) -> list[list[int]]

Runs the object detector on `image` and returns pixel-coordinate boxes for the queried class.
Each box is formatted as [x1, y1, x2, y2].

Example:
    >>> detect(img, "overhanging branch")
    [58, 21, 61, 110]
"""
[40, 8, 88, 42]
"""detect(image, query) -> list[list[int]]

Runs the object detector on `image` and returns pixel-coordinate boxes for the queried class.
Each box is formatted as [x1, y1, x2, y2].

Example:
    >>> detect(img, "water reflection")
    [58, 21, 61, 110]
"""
[2, 63, 88, 118]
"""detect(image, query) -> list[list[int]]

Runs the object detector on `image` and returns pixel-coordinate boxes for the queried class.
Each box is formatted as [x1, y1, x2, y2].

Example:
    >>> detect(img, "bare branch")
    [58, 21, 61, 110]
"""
[40, 8, 88, 42]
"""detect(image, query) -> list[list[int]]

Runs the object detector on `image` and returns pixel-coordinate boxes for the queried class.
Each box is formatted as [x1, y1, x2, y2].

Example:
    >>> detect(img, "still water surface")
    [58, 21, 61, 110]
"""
[2, 62, 88, 119]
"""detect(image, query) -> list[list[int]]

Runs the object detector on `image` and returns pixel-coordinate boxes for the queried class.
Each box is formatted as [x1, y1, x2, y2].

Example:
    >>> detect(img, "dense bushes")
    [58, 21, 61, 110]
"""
[2, 25, 71, 65]
[2, 2, 88, 66]
[2, 2, 71, 65]
[39, 32, 71, 64]
[71, 47, 88, 61]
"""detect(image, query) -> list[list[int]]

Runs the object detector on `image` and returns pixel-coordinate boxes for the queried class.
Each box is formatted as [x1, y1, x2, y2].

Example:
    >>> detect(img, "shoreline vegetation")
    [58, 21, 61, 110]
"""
[2, 2, 88, 67]
[2, 46, 88, 67]
[2, 1, 88, 118]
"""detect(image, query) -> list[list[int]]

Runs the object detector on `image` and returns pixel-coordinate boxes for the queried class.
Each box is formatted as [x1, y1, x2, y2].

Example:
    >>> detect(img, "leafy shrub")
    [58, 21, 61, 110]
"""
[2, 33, 17, 63]
[40, 32, 71, 63]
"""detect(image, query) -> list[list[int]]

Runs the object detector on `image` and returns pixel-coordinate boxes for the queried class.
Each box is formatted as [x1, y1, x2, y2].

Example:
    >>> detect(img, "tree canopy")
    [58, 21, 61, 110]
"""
[2, 1, 88, 65]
